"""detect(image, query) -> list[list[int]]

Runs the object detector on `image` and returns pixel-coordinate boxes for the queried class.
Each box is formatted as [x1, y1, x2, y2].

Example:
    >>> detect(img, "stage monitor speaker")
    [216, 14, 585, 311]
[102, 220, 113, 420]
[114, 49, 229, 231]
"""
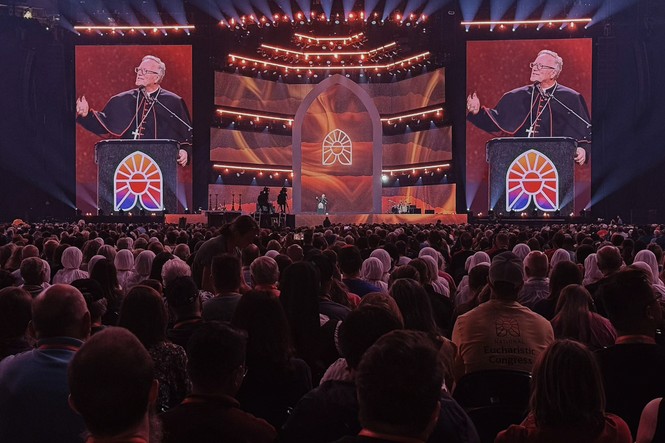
[414, 208, 422, 214]
[286, 214, 296, 229]
[178, 217, 186, 229]
[424, 209, 435, 214]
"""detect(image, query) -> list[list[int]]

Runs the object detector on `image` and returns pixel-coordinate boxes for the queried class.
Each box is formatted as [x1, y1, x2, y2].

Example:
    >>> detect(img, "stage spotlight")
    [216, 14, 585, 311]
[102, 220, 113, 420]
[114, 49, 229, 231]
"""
[381, 174, 388, 182]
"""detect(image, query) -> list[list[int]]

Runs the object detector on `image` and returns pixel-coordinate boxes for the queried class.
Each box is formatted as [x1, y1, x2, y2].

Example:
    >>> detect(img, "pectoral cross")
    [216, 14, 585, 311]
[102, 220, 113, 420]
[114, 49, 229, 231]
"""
[526, 127, 537, 137]
[132, 128, 142, 139]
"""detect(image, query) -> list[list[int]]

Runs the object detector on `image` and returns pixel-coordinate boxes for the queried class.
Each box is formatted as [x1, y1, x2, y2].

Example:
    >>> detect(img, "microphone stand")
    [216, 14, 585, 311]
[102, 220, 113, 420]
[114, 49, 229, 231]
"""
[540, 86, 592, 129]
[150, 96, 193, 132]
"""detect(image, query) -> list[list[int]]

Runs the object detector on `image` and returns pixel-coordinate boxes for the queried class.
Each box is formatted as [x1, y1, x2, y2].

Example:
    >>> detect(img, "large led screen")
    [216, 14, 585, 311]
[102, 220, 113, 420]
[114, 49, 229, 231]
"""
[466, 39, 592, 214]
[75, 45, 193, 214]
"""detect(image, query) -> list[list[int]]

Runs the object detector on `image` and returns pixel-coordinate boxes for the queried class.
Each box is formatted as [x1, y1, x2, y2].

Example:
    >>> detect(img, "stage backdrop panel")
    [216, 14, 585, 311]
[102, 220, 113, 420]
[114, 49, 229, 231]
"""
[215, 69, 445, 116]
[210, 128, 292, 165]
[301, 84, 374, 213]
[466, 39, 591, 215]
[75, 45, 193, 213]
[383, 127, 452, 167]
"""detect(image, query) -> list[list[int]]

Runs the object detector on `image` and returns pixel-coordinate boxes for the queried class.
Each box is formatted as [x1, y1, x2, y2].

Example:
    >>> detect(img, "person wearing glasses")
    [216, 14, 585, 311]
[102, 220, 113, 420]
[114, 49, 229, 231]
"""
[76, 55, 191, 166]
[466, 49, 590, 165]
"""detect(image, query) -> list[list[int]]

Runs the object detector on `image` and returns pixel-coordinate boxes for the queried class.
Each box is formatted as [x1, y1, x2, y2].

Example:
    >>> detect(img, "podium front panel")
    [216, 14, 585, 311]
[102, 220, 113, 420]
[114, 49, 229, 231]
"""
[486, 137, 576, 216]
[96, 140, 179, 214]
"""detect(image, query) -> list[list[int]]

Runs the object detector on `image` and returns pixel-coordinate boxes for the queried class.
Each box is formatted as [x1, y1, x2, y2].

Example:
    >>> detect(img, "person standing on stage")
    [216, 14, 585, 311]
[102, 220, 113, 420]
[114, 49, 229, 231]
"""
[466, 49, 590, 165]
[277, 187, 288, 213]
[76, 55, 192, 166]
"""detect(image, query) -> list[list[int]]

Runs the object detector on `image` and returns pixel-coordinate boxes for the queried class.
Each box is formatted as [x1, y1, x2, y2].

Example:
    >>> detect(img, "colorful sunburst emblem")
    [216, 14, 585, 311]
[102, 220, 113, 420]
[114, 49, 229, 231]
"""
[114, 151, 163, 211]
[322, 129, 352, 166]
[506, 149, 559, 212]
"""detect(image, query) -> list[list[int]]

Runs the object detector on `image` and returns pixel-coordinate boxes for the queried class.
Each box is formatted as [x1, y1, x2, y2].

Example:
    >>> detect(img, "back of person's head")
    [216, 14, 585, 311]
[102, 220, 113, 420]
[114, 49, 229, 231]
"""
[68, 327, 155, 438]
[161, 258, 191, 288]
[576, 244, 595, 266]
[600, 269, 661, 335]
[531, 340, 605, 431]
[356, 330, 443, 439]
[549, 261, 582, 300]
[0, 287, 32, 339]
[241, 244, 260, 267]
[495, 232, 509, 248]
[468, 263, 490, 293]
[21, 244, 39, 260]
[164, 276, 199, 315]
[359, 292, 405, 325]
[286, 244, 304, 262]
[173, 243, 190, 261]
[116, 237, 134, 250]
[250, 256, 279, 286]
[71, 278, 108, 323]
[389, 278, 438, 334]
[31, 284, 90, 339]
[211, 253, 242, 293]
[596, 245, 622, 275]
[460, 232, 473, 249]
[339, 306, 402, 370]
[388, 265, 420, 288]
[187, 321, 247, 393]
[20, 257, 47, 285]
[231, 290, 293, 369]
[117, 285, 166, 348]
[489, 252, 525, 299]
[524, 251, 549, 279]
[338, 245, 363, 275]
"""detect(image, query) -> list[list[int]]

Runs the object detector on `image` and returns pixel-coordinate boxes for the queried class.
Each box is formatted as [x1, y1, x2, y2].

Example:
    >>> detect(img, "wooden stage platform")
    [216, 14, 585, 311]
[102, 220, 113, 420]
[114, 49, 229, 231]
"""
[166, 213, 467, 227]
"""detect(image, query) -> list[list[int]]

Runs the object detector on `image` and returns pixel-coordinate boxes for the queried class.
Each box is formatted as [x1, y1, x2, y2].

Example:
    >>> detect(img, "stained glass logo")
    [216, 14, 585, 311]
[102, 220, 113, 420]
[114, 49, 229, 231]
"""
[506, 149, 558, 212]
[114, 151, 163, 212]
[322, 129, 352, 166]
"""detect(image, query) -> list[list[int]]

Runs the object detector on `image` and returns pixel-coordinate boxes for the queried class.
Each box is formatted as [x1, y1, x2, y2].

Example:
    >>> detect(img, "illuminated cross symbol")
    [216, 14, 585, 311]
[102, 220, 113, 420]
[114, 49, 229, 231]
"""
[526, 127, 537, 138]
[131, 129, 142, 139]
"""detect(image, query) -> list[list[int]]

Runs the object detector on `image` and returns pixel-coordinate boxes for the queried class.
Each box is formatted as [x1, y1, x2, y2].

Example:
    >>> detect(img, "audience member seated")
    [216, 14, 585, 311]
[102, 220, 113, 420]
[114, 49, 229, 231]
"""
[361, 257, 388, 293]
[333, 330, 445, 443]
[114, 248, 135, 294]
[161, 256, 192, 288]
[455, 251, 491, 306]
[118, 285, 190, 412]
[338, 245, 381, 297]
[583, 253, 604, 286]
[68, 327, 159, 443]
[89, 257, 123, 325]
[125, 250, 156, 291]
[596, 269, 665, 438]
[518, 251, 550, 309]
[533, 260, 583, 320]
[635, 249, 665, 299]
[19, 256, 50, 297]
[280, 261, 341, 383]
[495, 340, 631, 443]
[203, 254, 244, 322]
[550, 284, 616, 351]
[452, 263, 490, 324]
[231, 290, 312, 428]
[636, 397, 665, 443]
[52, 246, 88, 284]
[281, 305, 402, 443]
[369, 248, 393, 283]
[251, 256, 281, 297]
[165, 276, 205, 349]
[390, 277, 451, 338]
[587, 246, 623, 314]
[71, 278, 109, 335]
[452, 252, 554, 378]
[0, 287, 33, 360]
[0, 284, 89, 442]
[160, 322, 277, 443]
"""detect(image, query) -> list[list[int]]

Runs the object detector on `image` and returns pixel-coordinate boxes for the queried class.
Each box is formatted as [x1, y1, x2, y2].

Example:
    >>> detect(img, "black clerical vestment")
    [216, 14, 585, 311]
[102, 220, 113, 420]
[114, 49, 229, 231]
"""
[468, 83, 591, 144]
[77, 87, 192, 145]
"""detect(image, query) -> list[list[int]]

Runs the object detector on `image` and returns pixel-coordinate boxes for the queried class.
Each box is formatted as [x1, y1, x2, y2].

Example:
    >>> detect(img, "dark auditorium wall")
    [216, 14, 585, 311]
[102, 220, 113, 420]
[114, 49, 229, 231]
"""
[0, 16, 75, 221]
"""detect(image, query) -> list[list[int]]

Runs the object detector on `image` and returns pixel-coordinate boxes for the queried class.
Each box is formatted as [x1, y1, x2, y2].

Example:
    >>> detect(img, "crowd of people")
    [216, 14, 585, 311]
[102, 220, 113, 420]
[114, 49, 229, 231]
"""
[1, 216, 665, 442]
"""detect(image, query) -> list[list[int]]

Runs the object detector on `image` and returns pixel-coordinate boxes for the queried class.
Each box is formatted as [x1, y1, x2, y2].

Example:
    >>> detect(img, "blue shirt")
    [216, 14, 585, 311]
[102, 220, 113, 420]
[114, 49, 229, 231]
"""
[0, 336, 86, 442]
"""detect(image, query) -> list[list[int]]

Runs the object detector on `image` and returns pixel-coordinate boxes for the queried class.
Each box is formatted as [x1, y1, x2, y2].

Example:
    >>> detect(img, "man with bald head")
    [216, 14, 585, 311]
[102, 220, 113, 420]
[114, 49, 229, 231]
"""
[0, 284, 90, 442]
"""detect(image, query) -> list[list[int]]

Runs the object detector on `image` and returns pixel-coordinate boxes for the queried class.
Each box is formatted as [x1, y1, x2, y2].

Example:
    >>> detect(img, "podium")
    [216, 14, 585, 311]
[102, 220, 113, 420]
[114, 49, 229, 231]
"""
[95, 139, 179, 214]
[487, 137, 577, 215]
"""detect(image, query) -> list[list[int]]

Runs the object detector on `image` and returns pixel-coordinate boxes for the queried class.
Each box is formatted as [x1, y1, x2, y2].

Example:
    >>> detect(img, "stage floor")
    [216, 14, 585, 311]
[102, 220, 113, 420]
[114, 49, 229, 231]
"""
[166, 213, 467, 227]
